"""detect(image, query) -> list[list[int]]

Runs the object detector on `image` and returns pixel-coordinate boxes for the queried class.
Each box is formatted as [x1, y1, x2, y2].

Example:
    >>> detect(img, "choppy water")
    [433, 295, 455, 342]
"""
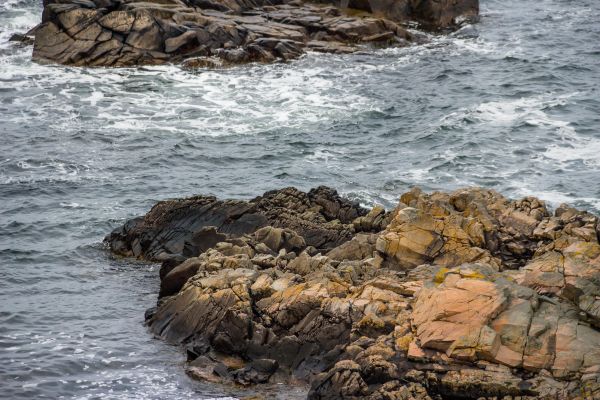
[1, 0, 599, 398]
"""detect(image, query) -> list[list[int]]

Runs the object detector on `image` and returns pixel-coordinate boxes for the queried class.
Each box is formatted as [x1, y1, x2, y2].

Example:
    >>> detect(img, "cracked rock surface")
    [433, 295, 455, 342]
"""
[106, 186, 600, 399]
[32, 0, 478, 66]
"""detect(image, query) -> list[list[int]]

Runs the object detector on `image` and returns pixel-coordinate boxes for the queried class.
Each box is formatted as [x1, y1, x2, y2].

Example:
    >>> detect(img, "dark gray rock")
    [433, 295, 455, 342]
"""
[105, 186, 367, 261]
[9, 33, 35, 46]
[32, 0, 478, 66]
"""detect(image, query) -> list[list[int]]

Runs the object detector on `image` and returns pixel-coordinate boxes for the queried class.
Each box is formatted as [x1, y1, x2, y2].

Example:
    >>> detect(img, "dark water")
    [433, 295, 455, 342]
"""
[1, 0, 599, 398]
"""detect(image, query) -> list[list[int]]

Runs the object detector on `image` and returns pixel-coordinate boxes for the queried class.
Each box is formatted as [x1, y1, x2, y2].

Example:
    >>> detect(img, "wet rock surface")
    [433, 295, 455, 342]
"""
[32, 0, 478, 66]
[106, 186, 600, 399]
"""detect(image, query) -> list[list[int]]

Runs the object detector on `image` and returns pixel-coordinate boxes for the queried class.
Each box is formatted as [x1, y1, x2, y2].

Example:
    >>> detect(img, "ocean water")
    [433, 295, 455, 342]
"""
[1, 0, 599, 398]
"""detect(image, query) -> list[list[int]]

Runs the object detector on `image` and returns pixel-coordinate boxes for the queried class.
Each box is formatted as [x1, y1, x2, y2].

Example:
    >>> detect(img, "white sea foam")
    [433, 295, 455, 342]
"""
[441, 92, 578, 130]
[404, 167, 430, 181]
[377, 24, 516, 66]
[0, 58, 380, 138]
[515, 187, 600, 211]
[306, 149, 335, 164]
[544, 134, 600, 168]
[435, 92, 600, 171]
[87, 90, 104, 107]
[60, 202, 81, 208]
[451, 36, 499, 55]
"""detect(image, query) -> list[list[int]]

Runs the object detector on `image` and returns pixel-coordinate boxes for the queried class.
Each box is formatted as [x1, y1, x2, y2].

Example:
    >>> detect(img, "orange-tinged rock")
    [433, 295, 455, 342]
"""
[494, 345, 523, 368]
[407, 341, 427, 361]
[108, 186, 600, 399]
[412, 267, 507, 353]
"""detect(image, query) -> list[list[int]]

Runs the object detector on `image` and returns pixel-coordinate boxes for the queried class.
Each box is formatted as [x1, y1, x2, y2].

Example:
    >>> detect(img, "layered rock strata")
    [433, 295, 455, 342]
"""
[32, 0, 478, 66]
[106, 186, 600, 399]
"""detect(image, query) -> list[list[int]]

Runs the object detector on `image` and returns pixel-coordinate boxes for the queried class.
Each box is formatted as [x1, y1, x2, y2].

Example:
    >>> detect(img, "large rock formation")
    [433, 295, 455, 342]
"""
[107, 186, 367, 261]
[32, 0, 478, 66]
[106, 186, 600, 399]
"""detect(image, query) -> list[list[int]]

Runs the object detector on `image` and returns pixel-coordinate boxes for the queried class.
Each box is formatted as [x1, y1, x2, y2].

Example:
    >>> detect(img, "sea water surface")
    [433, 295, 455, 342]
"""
[1, 0, 599, 398]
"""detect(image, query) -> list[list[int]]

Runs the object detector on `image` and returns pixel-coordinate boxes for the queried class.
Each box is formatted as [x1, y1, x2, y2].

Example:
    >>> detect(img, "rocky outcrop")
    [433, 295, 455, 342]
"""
[32, 0, 478, 67]
[107, 186, 600, 399]
[106, 186, 367, 262]
[376, 187, 551, 270]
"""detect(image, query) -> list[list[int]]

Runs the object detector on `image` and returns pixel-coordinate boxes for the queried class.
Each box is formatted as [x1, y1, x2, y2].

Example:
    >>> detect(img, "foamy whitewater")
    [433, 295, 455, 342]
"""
[1, 0, 599, 398]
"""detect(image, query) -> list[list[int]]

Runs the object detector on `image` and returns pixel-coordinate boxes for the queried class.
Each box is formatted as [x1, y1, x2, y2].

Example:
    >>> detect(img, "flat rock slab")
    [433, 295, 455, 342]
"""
[32, 0, 478, 67]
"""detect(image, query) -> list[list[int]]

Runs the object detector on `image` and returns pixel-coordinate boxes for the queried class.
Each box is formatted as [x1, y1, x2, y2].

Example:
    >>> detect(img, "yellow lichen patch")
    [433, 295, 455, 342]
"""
[433, 267, 450, 284]
[395, 334, 413, 352]
[356, 313, 385, 330]
[458, 270, 487, 280]
[564, 241, 600, 260]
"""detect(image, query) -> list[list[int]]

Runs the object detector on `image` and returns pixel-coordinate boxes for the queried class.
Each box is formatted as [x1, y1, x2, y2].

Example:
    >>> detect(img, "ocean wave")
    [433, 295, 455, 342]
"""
[514, 187, 600, 212]
[439, 92, 578, 133]
[1, 58, 383, 137]
[543, 132, 600, 168]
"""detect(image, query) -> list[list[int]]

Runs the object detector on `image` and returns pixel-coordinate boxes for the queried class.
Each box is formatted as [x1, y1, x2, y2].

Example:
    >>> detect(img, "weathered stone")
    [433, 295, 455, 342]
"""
[308, 360, 368, 399]
[98, 11, 136, 34]
[160, 256, 204, 297]
[164, 30, 199, 53]
[328, 0, 478, 30]
[327, 233, 378, 261]
[105, 187, 366, 261]
[106, 186, 600, 399]
[9, 33, 35, 46]
[33, 22, 76, 63]
[125, 11, 163, 50]
[33, 0, 478, 66]
[412, 263, 600, 382]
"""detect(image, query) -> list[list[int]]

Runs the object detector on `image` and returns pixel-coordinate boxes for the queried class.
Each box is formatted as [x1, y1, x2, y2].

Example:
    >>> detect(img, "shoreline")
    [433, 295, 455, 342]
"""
[106, 185, 600, 399]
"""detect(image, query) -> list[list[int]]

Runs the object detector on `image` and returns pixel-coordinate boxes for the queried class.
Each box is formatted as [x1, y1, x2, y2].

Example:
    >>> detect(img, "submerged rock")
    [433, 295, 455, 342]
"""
[106, 186, 600, 399]
[32, 0, 478, 66]
[9, 33, 35, 46]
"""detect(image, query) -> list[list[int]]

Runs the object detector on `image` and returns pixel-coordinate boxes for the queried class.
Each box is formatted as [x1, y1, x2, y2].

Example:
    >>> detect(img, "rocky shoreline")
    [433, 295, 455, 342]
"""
[30, 0, 478, 67]
[106, 186, 600, 399]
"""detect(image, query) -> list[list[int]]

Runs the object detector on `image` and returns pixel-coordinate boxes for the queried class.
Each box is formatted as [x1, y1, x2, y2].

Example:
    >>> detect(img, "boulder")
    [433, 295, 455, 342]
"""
[9, 33, 35, 46]
[376, 187, 554, 270]
[326, 233, 378, 261]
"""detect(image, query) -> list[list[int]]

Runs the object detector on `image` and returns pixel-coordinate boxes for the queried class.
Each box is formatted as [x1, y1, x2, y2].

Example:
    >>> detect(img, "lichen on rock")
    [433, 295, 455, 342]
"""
[106, 186, 600, 399]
